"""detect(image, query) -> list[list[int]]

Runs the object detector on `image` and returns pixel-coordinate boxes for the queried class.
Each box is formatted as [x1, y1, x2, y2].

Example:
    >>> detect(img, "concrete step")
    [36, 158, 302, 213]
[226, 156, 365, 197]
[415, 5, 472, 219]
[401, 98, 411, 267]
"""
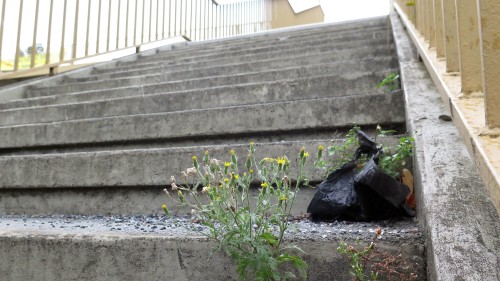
[131, 27, 391, 66]
[0, 93, 405, 149]
[0, 216, 424, 281]
[0, 92, 405, 150]
[0, 73, 395, 127]
[25, 46, 393, 98]
[0, 134, 404, 211]
[170, 16, 389, 47]
[0, 71, 387, 110]
[91, 35, 393, 77]
[67, 49, 396, 84]
[112, 19, 388, 67]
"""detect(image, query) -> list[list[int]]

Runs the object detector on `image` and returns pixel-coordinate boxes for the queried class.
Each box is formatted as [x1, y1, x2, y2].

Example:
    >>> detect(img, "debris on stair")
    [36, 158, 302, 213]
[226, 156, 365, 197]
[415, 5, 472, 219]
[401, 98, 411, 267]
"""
[308, 128, 416, 221]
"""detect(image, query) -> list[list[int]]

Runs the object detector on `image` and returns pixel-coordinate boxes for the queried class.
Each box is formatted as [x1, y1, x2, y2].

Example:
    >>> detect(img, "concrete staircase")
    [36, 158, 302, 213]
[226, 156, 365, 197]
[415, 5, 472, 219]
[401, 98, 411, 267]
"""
[0, 16, 405, 216]
[0, 17, 425, 280]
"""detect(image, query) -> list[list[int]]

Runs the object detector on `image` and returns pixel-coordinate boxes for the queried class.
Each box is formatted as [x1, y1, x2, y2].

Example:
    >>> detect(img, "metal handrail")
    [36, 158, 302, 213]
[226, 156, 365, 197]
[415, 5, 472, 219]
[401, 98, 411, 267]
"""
[0, 0, 272, 78]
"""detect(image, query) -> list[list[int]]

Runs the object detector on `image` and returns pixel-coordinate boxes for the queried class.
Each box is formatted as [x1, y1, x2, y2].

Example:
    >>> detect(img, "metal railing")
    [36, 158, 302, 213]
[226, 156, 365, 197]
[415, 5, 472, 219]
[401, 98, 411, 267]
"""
[0, 0, 272, 77]
[393, 0, 500, 214]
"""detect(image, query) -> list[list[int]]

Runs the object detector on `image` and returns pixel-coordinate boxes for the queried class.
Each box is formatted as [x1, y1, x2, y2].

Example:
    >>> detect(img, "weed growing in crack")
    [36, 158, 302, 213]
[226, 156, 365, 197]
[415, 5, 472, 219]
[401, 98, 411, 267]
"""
[377, 72, 401, 93]
[163, 143, 310, 281]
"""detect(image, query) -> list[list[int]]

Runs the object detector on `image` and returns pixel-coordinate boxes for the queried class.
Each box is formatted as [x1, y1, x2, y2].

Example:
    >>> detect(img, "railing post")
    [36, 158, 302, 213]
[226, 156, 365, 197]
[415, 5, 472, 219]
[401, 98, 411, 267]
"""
[126, 0, 130, 47]
[85, 0, 92, 56]
[14, 0, 24, 71]
[134, 0, 138, 45]
[72, 0, 80, 60]
[0, 0, 6, 70]
[107, 0, 112, 51]
[97, 0, 102, 53]
[173, 0, 177, 37]
[148, 0, 153, 42]
[454, 0, 482, 94]
[162, 0, 166, 38]
[423, 0, 430, 41]
[478, 0, 500, 128]
[156, 0, 160, 40]
[60, 0, 67, 62]
[142, 0, 146, 43]
[31, 0, 40, 68]
[442, 0, 459, 72]
[46, 0, 54, 65]
[434, 0, 445, 57]
[428, 0, 436, 48]
[117, 0, 122, 49]
[194, 0, 197, 40]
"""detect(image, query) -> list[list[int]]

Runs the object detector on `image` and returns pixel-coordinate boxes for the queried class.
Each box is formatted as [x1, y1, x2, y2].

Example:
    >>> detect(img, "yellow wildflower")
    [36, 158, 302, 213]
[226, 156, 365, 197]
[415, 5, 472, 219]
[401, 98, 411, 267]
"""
[224, 162, 231, 167]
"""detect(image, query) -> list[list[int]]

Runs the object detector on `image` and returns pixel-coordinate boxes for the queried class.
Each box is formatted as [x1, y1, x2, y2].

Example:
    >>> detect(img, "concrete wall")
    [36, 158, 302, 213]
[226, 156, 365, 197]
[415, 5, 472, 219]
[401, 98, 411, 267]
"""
[271, 0, 324, 29]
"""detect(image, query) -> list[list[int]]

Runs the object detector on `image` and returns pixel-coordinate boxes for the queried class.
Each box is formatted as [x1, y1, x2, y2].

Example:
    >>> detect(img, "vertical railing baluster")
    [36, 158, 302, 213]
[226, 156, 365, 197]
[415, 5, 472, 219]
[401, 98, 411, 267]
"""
[46, 0, 54, 65]
[72, 0, 80, 59]
[156, 0, 159, 40]
[173, 0, 177, 37]
[194, 0, 197, 41]
[184, 0, 187, 36]
[204, 0, 207, 40]
[126, 0, 130, 47]
[96, 0, 102, 53]
[31, 0, 40, 68]
[85, 0, 92, 56]
[117, 0, 121, 49]
[178, 0, 181, 37]
[142, 0, 146, 43]
[162, 0, 166, 38]
[149, 0, 153, 42]
[106, 0, 112, 51]
[60, 0, 67, 62]
[134, 0, 138, 45]
[190, 0, 194, 39]
[14, 0, 24, 70]
[168, 0, 172, 37]
[0, 0, 6, 70]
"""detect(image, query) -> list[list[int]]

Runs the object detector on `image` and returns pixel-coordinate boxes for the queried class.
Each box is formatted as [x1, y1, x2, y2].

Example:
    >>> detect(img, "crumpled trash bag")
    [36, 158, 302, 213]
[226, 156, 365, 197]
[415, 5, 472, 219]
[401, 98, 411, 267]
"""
[306, 162, 363, 221]
[354, 159, 416, 220]
[307, 130, 415, 221]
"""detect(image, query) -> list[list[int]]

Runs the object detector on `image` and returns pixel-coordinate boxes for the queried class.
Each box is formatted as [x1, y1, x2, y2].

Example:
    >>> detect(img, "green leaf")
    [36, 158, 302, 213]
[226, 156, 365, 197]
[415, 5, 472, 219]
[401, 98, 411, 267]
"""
[260, 232, 279, 247]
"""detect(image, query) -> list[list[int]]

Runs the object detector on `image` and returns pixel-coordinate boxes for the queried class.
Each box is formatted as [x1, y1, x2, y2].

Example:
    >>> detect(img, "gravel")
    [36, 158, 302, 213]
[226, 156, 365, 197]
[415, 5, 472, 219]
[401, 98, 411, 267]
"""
[0, 214, 421, 242]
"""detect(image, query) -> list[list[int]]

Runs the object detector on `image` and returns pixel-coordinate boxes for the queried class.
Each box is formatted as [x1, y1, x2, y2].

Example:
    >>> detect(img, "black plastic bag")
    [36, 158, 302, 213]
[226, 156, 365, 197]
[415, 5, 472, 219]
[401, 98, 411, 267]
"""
[354, 159, 415, 220]
[306, 162, 363, 221]
[307, 129, 415, 221]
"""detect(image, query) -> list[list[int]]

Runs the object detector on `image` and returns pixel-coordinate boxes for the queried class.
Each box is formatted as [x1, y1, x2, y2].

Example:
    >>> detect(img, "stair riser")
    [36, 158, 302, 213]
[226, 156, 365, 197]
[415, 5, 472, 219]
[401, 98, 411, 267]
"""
[73, 49, 395, 83]
[115, 31, 391, 72]
[0, 71, 392, 126]
[152, 17, 389, 54]
[132, 28, 391, 66]
[26, 46, 394, 98]
[111, 24, 388, 69]
[92, 37, 393, 79]
[0, 233, 424, 281]
[0, 93, 405, 149]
